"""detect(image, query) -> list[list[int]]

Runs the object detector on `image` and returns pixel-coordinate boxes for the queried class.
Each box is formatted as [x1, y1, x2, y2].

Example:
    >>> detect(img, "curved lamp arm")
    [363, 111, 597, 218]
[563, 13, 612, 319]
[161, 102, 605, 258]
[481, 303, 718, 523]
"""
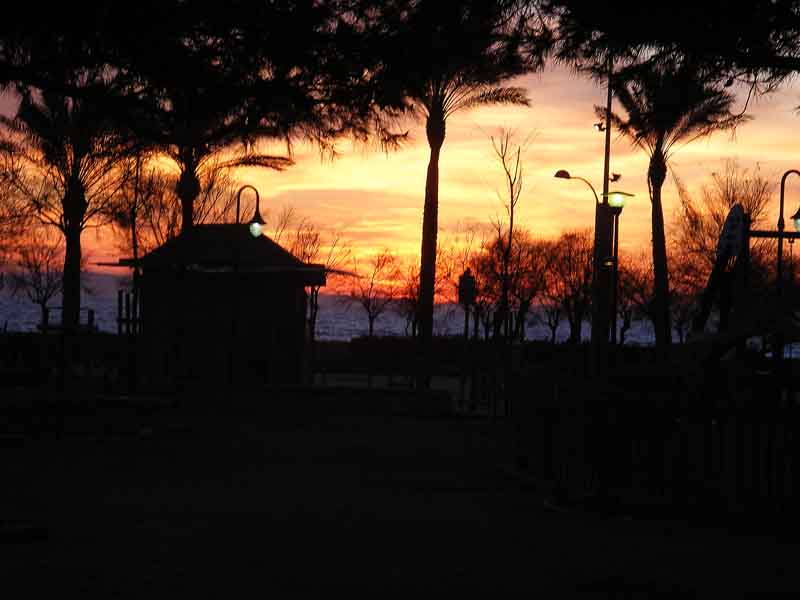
[236, 185, 260, 225]
[571, 176, 600, 204]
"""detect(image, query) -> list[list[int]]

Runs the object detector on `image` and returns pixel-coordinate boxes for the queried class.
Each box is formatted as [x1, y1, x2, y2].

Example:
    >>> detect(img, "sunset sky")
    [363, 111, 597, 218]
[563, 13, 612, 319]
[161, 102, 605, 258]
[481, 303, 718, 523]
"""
[8, 63, 800, 270]
[235, 64, 800, 266]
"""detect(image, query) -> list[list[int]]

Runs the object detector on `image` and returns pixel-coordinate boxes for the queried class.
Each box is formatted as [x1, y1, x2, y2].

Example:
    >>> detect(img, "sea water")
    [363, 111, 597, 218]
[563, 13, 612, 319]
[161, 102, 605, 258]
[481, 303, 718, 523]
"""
[0, 271, 658, 344]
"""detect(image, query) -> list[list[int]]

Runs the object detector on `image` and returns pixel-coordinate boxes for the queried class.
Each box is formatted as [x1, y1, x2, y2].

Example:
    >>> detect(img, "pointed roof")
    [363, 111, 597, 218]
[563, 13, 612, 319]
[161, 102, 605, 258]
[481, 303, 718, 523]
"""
[139, 224, 324, 284]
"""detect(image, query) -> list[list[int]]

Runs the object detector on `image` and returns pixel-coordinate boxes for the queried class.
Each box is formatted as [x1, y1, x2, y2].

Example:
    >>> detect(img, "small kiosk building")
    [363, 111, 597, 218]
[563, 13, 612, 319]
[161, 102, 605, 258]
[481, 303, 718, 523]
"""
[137, 224, 325, 384]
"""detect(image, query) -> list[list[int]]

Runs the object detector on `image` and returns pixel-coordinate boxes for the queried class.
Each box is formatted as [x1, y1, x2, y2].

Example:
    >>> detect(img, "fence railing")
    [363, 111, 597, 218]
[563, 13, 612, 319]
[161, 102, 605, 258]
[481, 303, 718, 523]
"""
[117, 289, 142, 336]
[513, 370, 800, 516]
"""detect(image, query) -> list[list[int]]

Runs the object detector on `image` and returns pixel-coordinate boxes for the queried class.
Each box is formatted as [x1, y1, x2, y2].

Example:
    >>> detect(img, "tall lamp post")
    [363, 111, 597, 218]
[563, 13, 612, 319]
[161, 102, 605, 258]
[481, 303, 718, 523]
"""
[604, 190, 634, 345]
[555, 64, 616, 371]
[555, 170, 632, 347]
[590, 57, 616, 372]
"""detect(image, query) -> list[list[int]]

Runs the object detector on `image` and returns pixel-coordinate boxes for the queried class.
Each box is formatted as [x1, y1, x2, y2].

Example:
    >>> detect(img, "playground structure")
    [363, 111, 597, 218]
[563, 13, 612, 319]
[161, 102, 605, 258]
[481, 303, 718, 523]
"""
[688, 171, 800, 366]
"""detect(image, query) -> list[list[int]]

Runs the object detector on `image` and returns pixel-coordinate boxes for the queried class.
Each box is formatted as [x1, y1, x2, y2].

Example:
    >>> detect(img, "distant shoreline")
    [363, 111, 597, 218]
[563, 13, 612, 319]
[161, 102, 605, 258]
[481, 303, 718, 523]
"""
[0, 271, 659, 344]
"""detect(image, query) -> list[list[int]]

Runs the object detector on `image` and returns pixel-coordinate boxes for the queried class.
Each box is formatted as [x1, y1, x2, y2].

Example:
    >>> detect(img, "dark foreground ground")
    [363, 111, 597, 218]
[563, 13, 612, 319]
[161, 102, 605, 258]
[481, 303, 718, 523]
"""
[3, 388, 800, 597]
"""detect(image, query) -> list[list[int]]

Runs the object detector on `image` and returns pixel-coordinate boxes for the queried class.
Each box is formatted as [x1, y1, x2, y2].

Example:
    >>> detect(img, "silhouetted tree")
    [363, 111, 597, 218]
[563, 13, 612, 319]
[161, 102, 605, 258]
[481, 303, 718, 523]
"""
[350, 249, 398, 337]
[114, 1, 410, 233]
[108, 153, 166, 273]
[616, 252, 654, 344]
[510, 234, 552, 341]
[0, 165, 28, 287]
[395, 262, 421, 337]
[542, 1, 800, 89]
[376, 1, 546, 359]
[672, 162, 772, 287]
[120, 49, 292, 234]
[604, 57, 746, 358]
[539, 298, 562, 344]
[109, 157, 237, 264]
[476, 228, 551, 342]
[9, 229, 64, 329]
[0, 79, 132, 329]
[547, 229, 593, 344]
[471, 240, 503, 340]
[489, 129, 527, 339]
[289, 222, 351, 342]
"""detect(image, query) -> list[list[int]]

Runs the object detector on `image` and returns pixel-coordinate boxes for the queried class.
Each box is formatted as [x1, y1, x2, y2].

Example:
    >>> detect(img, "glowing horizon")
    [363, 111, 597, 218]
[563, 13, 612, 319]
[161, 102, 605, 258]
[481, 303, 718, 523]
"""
[226, 66, 800, 266]
[5, 64, 800, 274]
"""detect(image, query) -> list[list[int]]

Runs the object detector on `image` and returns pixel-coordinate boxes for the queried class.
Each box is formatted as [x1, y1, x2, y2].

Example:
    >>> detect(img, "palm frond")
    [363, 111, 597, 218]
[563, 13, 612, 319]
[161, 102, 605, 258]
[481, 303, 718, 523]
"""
[0, 137, 20, 155]
[666, 97, 750, 155]
[597, 103, 652, 155]
[608, 59, 744, 162]
[212, 154, 294, 171]
[450, 86, 529, 116]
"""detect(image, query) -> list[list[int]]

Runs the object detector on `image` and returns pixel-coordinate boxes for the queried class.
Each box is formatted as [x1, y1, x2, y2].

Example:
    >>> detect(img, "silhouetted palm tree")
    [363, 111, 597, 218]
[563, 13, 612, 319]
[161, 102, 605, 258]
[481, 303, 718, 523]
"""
[0, 80, 132, 329]
[604, 59, 746, 356]
[124, 43, 293, 234]
[379, 1, 537, 353]
[121, 2, 409, 234]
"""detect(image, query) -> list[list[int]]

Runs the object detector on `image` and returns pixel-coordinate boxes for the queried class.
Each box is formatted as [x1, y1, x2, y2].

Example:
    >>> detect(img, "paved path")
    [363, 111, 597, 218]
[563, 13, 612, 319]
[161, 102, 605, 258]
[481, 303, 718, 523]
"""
[3, 395, 800, 596]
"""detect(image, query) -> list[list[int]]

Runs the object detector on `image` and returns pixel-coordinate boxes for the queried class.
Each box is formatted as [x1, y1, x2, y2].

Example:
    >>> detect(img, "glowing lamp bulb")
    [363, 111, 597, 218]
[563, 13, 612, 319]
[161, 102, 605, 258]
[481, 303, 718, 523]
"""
[249, 221, 263, 237]
[791, 207, 800, 233]
[608, 193, 625, 208]
[605, 190, 633, 209]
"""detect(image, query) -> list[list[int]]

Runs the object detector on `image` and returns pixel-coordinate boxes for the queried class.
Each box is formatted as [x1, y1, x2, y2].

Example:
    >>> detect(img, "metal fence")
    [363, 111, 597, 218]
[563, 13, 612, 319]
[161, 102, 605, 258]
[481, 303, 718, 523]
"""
[513, 369, 800, 516]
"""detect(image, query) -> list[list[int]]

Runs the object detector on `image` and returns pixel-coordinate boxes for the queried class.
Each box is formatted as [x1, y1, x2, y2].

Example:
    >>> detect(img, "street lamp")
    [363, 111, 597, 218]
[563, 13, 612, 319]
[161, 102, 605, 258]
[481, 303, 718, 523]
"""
[603, 190, 634, 345]
[554, 170, 599, 204]
[236, 184, 266, 237]
[230, 184, 266, 384]
[565, 58, 617, 368]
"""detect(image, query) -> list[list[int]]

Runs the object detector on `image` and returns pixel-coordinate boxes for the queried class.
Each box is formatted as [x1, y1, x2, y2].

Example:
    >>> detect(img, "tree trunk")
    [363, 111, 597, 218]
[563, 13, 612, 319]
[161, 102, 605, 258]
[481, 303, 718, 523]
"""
[176, 166, 201, 235]
[62, 223, 82, 330]
[368, 315, 375, 337]
[39, 303, 49, 332]
[131, 156, 142, 286]
[567, 314, 579, 344]
[418, 111, 445, 348]
[620, 312, 631, 345]
[515, 301, 530, 341]
[417, 109, 445, 389]
[648, 149, 671, 359]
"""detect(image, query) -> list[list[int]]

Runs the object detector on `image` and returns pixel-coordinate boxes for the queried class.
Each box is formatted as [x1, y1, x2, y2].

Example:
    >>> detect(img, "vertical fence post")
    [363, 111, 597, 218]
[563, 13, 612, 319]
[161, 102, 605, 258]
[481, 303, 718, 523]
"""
[132, 288, 139, 336]
[125, 292, 131, 336]
[117, 290, 123, 336]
